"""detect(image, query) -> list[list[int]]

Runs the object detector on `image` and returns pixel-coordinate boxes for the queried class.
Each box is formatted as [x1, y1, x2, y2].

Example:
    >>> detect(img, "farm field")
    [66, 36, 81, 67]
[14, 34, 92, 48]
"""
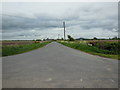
[1, 40, 39, 46]
[1, 40, 51, 56]
[1, 40, 119, 59]
[59, 40, 119, 60]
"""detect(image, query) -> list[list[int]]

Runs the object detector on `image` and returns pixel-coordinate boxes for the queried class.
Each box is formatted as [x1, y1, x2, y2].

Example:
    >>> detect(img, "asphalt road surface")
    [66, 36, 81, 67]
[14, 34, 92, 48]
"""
[2, 42, 118, 88]
[0, 57, 2, 89]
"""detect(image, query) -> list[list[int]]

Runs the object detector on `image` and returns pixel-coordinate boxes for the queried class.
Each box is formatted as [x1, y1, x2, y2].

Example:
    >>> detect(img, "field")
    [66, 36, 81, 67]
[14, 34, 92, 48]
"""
[1, 41, 35, 46]
[1, 40, 51, 56]
[59, 40, 119, 60]
[1, 40, 119, 59]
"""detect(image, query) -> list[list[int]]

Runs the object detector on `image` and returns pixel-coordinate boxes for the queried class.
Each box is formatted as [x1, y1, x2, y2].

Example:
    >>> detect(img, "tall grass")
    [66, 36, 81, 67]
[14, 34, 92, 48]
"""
[59, 41, 119, 60]
[87, 41, 119, 55]
[2, 42, 50, 56]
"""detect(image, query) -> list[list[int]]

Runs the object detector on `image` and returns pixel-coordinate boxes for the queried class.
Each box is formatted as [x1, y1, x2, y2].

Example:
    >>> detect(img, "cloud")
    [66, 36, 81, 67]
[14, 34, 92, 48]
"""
[2, 2, 118, 40]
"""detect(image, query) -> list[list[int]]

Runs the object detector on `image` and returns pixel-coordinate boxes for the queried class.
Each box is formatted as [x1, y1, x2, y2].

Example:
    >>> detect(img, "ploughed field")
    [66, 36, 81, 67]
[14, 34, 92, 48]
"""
[1, 40, 43, 46]
[86, 40, 119, 42]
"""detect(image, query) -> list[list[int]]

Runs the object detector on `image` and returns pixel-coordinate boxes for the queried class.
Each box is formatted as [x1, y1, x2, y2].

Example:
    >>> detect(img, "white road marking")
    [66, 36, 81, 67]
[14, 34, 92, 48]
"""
[48, 68, 53, 71]
[110, 79, 115, 83]
[80, 79, 83, 82]
[107, 68, 112, 71]
[64, 80, 70, 82]
[45, 78, 52, 82]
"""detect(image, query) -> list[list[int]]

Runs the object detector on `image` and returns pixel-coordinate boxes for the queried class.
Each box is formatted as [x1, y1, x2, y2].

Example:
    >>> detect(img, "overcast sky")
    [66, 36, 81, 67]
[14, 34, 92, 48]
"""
[1, 2, 118, 40]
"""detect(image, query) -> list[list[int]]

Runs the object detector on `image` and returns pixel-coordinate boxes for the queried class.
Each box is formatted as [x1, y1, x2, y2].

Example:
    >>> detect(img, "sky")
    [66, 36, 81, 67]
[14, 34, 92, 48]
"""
[1, 2, 118, 40]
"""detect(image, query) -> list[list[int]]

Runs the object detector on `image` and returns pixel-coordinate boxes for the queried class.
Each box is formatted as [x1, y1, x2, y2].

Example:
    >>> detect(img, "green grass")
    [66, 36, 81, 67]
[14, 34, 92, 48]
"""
[2, 42, 50, 56]
[59, 41, 119, 60]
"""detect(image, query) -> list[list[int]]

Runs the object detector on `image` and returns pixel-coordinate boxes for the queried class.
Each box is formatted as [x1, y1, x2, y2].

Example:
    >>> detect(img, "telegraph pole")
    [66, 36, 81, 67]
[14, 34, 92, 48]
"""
[58, 34, 60, 39]
[63, 21, 66, 40]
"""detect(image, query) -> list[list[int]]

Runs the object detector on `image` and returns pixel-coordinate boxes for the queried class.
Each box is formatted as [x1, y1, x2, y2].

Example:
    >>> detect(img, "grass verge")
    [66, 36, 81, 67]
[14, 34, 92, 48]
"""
[59, 41, 119, 60]
[2, 41, 51, 57]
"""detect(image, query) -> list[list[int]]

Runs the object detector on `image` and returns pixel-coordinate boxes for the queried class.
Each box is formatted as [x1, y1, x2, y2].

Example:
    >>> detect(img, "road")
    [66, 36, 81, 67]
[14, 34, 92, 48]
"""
[0, 57, 2, 89]
[2, 42, 118, 88]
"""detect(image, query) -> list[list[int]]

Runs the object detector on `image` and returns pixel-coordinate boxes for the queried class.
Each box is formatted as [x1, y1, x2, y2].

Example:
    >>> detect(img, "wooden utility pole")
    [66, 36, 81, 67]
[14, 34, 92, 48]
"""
[63, 21, 66, 40]
[58, 34, 60, 39]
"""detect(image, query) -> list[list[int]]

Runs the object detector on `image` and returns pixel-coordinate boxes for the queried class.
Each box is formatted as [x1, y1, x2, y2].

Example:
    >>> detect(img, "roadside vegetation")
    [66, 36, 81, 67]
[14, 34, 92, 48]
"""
[58, 35, 119, 60]
[2, 41, 51, 56]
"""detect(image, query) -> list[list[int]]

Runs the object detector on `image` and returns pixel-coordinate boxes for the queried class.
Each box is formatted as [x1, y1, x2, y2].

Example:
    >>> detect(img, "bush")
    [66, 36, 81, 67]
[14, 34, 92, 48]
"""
[67, 35, 75, 41]
[88, 41, 119, 54]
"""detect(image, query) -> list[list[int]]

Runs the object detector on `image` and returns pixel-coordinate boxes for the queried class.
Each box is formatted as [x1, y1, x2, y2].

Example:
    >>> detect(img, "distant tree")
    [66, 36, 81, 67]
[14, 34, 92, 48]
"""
[67, 35, 75, 41]
[93, 37, 97, 40]
[36, 39, 41, 41]
[46, 38, 49, 40]
[112, 36, 118, 40]
[61, 38, 64, 40]
[43, 39, 46, 41]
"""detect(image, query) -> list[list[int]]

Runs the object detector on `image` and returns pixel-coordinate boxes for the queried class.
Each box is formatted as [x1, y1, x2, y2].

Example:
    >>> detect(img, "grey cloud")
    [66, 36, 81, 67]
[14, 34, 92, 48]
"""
[2, 2, 118, 40]
[2, 12, 117, 31]
[2, 15, 62, 30]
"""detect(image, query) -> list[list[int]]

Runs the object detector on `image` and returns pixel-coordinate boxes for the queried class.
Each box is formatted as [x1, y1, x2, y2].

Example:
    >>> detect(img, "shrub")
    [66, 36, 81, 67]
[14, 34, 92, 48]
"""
[67, 35, 75, 41]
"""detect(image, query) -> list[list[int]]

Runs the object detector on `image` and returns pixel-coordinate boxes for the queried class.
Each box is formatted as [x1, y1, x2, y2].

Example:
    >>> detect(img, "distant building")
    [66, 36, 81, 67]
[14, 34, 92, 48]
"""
[76, 38, 86, 40]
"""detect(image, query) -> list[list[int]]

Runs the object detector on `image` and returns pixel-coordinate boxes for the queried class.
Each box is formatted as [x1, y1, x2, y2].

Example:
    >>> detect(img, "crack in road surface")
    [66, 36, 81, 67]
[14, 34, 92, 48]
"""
[2, 42, 118, 88]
